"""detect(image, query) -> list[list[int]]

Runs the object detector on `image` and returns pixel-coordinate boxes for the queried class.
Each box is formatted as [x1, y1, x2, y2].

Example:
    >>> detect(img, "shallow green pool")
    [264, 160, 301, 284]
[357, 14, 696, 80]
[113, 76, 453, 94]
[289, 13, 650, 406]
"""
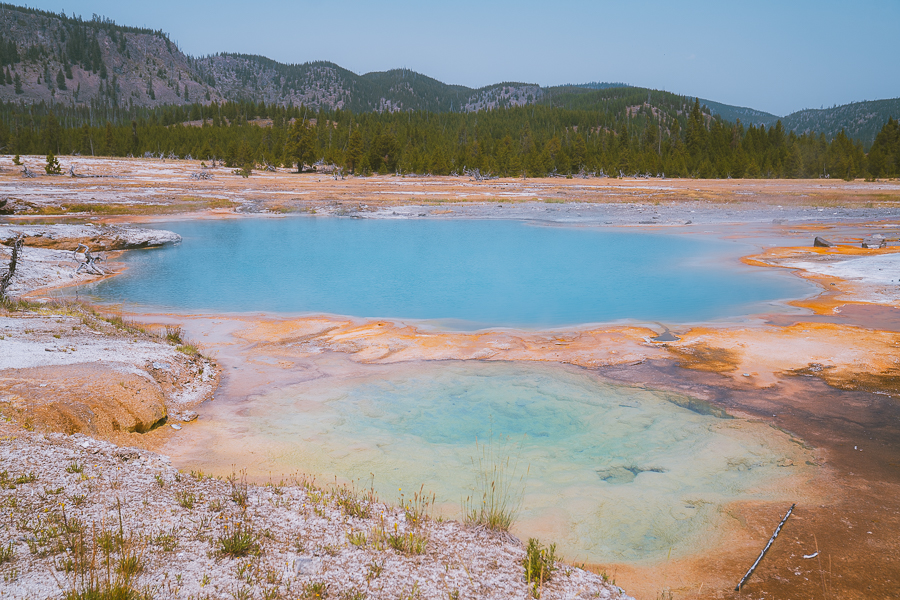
[171, 360, 811, 563]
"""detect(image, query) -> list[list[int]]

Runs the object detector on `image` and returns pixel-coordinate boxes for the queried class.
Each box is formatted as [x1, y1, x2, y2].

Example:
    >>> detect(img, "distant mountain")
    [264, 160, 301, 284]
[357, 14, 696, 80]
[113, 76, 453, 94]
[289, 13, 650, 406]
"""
[697, 99, 780, 128]
[198, 53, 543, 113]
[0, 2, 896, 146]
[781, 98, 900, 146]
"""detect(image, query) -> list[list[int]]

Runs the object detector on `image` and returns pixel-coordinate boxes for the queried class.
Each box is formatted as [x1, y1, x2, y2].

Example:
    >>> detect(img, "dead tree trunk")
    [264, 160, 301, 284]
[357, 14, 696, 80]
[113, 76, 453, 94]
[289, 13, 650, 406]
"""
[0, 235, 24, 298]
[74, 243, 106, 275]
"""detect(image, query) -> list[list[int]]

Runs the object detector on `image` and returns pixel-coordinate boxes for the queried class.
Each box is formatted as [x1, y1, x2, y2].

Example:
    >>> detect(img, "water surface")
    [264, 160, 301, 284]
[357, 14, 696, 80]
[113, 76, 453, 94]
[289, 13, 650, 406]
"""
[167, 360, 812, 563]
[84, 219, 813, 327]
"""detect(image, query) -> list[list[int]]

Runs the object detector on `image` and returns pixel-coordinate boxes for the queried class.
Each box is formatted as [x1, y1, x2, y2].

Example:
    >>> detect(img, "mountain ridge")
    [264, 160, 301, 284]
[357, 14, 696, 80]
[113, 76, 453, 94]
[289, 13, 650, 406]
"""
[0, 3, 896, 145]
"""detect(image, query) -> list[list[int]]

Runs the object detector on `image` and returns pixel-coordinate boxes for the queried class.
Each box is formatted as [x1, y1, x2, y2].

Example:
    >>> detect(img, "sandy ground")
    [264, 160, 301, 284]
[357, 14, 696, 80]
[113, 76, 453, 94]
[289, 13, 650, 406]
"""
[3, 157, 900, 598]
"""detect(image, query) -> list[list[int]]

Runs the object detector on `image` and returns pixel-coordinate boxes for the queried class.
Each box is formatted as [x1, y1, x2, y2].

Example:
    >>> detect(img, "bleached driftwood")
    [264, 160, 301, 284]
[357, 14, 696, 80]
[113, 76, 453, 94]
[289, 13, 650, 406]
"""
[735, 503, 795, 591]
[74, 243, 106, 275]
[0, 235, 24, 297]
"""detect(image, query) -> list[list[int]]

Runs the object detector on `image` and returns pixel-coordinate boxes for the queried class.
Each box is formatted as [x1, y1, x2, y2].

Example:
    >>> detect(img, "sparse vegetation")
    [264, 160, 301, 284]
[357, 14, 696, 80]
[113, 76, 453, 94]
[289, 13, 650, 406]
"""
[0, 541, 14, 564]
[175, 491, 196, 509]
[523, 538, 558, 597]
[165, 325, 184, 344]
[217, 521, 259, 557]
[463, 433, 527, 532]
[386, 529, 427, 555]
[300, 581, 328, 599]
[335, 484, 373, 519]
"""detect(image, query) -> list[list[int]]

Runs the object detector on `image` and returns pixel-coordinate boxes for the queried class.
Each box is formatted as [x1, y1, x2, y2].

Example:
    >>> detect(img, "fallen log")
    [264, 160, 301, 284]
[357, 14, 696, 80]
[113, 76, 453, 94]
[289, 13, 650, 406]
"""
[735, 503, 795, 591]
[74, 243, 106, 275]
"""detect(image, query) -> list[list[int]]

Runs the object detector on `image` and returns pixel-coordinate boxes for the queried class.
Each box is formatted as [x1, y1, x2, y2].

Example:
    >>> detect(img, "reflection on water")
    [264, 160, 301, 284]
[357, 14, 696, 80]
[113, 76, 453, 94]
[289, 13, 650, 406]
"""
[167, 360, 811, 563]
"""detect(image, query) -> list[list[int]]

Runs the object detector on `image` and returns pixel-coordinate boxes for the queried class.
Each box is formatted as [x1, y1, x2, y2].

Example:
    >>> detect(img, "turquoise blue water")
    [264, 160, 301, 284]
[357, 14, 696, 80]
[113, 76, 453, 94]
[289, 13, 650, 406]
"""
[172, 360, 812, 562]
[83, 219, 812, 327]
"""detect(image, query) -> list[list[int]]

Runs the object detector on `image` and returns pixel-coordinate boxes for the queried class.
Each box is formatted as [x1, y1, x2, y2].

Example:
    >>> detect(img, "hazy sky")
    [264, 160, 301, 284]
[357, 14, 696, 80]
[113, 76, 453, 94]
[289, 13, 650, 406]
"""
[25, 0, 900, 116]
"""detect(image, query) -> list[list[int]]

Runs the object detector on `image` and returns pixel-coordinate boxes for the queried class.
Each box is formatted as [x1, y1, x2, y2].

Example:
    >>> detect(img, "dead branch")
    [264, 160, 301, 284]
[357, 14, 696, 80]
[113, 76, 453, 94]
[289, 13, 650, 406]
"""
[735, 504, 795, 591]
[73, 243, 106, 276]
[0, 235, 24, 298]
[464, 167, 496, 181]
[190, 169, 213, 181]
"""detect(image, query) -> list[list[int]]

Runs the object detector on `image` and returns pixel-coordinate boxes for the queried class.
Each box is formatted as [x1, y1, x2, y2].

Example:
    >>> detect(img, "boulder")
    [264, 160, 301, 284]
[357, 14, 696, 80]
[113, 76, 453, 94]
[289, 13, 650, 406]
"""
[862, 235, 887, 249]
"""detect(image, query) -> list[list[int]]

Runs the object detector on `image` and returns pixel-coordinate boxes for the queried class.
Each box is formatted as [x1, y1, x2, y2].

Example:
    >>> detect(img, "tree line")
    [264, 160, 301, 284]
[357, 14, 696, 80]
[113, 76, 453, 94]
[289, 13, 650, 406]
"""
[1, 98, 898, 179]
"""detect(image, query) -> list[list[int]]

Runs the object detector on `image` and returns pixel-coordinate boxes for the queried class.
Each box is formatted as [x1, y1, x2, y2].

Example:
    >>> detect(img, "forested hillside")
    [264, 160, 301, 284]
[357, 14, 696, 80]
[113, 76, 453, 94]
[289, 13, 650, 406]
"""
[781, 98, 900, 147]
[0, 3, 225, 109]
[697, 99, 780, 129]
[4, 97, 898, 180]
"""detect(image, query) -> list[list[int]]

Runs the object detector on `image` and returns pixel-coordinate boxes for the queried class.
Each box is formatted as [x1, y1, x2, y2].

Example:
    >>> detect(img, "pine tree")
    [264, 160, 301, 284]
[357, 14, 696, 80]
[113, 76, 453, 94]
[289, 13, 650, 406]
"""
[56, 69, 66, 91]
[14, 72, 22, 94]
[45, 152, 62, 175]
[104, 122, 115, 155]
[285, 117, 315, 172]
[345, 128, 363, 173]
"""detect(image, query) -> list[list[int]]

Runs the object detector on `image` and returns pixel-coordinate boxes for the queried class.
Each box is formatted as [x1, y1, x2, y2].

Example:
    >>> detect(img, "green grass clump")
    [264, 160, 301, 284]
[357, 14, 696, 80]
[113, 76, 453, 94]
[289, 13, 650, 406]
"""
[523, 538, 557, 597]
[335, 486, 371, 519]
[217, 522, 259, 557]
[164, 325, 183, 344]
[300, 581, 328, 599]
[175, 491, 196, 509]
[462, 432, 527, 532]
[61, 526, 146, 600]
[0, 542, 14, 564]
[386, 530, 427, 555]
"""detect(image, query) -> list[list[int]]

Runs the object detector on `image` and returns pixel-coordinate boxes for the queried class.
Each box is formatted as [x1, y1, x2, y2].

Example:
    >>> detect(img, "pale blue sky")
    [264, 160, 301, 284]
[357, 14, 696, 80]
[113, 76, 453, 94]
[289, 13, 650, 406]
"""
[27, 0, 900, 116]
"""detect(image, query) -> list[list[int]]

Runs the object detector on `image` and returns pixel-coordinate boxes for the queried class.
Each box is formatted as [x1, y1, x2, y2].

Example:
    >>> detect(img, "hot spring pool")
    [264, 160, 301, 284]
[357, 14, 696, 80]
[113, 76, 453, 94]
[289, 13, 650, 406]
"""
[82, 218, 814, 327]
[167, 360, 812, 563]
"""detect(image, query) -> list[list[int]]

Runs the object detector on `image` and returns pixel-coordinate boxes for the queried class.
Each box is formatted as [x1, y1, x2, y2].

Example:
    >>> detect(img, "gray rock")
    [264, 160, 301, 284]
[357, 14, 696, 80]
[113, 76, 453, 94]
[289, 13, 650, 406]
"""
[862, 235, 887, 249]
[290, 555, 322, 576]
